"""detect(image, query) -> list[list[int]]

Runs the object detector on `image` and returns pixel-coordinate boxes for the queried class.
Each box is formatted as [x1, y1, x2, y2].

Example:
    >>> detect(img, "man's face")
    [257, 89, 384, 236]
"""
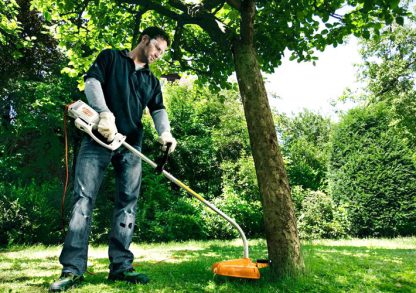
[142, 36, 168, 64]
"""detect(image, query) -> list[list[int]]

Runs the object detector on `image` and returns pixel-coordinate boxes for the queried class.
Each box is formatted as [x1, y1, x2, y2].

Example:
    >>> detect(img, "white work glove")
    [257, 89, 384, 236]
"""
[97, 111, 118, 142]
[158, 132, 177, 154]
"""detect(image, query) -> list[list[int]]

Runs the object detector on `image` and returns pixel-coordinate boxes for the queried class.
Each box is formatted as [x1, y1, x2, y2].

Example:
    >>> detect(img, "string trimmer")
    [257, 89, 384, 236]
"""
[66, 100, 269, 279]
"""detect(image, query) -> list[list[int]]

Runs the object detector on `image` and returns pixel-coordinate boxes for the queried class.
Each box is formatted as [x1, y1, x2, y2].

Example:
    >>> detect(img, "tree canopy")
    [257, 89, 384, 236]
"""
[31, 0, 409, 87]
[356, 13, 416, 137]
[2, 0, 412, 278]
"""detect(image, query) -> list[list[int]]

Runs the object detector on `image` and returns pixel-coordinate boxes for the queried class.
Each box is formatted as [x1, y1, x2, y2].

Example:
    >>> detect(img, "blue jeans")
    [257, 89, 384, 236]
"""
[59, 136, 142, 275]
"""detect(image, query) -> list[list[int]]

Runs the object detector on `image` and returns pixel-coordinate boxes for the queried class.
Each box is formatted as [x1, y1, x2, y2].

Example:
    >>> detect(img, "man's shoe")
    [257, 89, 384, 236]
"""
[49, 272, 84, 292]
[108, 268, 149, 284]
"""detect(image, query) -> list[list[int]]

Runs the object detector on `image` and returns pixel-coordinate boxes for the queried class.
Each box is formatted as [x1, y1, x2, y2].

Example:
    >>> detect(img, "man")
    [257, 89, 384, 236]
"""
[49, 27, 177, 291]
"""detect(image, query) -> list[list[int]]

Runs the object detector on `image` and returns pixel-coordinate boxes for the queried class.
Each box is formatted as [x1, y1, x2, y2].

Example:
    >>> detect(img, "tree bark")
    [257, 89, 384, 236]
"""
[232, 40, 304, 277]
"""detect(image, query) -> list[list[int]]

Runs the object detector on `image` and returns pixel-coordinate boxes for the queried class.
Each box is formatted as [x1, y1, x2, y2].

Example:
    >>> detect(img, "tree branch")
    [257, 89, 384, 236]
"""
[117, 0, 183, 21]
[201, 0, 227, 11]
[167, 0, 189, 13]
[213, 4, 225, 15]
[313, 1, 345, 22]
[226, 0, 241, 10]
[130, 0, 229, 45]
[75, 0, 90, 32]
[329, 13, 343, 21]
[171, 21, 184, 60]
[178, 59, 207, 75]
[240, 0, 255, 44]
[119, 2, 144, 14]
[167, 55, 207, 76]
[117, 0, 232, 57]
[131, 8, 147, 49]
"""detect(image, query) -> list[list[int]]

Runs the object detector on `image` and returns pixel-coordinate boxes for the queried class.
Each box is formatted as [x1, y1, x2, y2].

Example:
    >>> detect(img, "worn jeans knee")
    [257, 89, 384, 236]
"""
[59, 137, 111, 275]
[108, 147, 142, 274]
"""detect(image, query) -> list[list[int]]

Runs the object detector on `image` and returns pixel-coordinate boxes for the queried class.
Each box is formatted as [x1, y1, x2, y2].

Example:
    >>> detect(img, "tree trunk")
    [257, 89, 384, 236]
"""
[232, 41, 304, 277]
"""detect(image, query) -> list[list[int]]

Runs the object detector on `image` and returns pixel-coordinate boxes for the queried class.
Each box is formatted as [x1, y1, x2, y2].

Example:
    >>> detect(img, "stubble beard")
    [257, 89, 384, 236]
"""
[140, 41, 152, 64]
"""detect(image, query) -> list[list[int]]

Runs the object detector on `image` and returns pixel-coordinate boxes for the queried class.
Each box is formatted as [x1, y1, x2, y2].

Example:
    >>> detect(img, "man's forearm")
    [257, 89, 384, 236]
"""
[151, 109, 171, 136]
[84, 78, 110, 113]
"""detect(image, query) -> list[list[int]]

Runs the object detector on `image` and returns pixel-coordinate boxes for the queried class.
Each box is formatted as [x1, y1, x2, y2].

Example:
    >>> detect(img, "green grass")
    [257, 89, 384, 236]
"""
[0, 237, 415, 292]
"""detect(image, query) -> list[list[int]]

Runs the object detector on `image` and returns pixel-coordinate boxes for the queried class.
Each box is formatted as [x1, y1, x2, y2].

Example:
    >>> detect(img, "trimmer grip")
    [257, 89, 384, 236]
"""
[155, 142, 172, 174]
[74, 118, 126, 151]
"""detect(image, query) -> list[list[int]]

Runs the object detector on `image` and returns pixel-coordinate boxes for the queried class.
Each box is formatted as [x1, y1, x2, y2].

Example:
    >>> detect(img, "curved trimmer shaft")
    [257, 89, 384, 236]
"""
[122, 142, 249, 259]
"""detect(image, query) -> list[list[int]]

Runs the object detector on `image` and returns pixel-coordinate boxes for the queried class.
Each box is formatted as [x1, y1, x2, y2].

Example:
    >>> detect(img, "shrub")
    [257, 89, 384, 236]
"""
[0, 181, 62, 245]
[149, 197, 205, 242]
[291, 185, 309, 217]
[200, 197, 238, 239]
[201, 192, 263, 239]
[297, 190, 350, 239]
[328, 103, 416, 237]
[277, 111, 332, 191]
[134, 164, 205, 242]
[0, 195, 31, 246]
[201, 155, 264, 239]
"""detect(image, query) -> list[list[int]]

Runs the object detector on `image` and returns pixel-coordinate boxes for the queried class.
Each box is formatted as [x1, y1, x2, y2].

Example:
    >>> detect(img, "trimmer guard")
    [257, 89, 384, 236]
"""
[212, 258, 269, 279]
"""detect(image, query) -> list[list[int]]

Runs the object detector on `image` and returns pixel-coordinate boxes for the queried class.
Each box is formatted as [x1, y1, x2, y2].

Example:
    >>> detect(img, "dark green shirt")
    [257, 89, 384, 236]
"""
[84, 49, 165, 147]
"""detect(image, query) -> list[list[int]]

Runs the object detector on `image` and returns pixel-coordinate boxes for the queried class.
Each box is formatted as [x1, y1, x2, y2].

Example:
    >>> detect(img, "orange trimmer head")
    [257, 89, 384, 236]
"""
[212, 258, 270, 279]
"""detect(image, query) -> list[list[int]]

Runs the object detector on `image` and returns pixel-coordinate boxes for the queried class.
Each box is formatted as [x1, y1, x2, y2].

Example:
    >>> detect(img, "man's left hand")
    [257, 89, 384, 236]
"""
[158, 132, 177, 154]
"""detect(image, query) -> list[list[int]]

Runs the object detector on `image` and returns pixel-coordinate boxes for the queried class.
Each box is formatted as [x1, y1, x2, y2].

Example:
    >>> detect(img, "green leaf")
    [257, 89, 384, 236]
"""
[390, 0, 400, 9]
[395, 16, 404, 26]
[44, 11, 51, 22]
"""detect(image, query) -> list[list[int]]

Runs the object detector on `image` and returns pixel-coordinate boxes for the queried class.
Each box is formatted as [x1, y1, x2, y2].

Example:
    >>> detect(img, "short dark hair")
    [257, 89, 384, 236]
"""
[139, 27, 170, 46]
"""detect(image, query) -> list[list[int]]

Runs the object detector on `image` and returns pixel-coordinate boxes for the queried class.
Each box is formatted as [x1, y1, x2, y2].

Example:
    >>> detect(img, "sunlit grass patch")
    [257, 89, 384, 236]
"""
[310, 237, 416, 249]
[0, 237, 414, 292]
[301, 237, 416, 292]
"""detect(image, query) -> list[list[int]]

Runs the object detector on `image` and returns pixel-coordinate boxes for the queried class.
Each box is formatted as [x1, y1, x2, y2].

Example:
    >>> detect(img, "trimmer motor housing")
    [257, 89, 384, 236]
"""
[67, 100, 100, 127]
[67, 100, 126, 151]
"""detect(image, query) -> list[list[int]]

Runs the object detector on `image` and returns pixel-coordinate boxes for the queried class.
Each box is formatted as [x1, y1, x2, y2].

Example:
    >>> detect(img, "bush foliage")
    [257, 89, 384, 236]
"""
[297, 189, 349, 239]
[0, 181, 62, 246]
[328, 103, 416, 237]
[2, 80, 416, 245]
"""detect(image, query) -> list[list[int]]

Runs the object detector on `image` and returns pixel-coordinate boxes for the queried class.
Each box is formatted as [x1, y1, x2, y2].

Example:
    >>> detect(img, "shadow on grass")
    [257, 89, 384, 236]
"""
[0, 241, 414, 292]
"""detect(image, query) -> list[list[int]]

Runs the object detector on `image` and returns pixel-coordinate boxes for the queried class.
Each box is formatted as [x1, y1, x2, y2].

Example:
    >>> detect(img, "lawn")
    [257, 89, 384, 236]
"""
[0, 237, 415, 292]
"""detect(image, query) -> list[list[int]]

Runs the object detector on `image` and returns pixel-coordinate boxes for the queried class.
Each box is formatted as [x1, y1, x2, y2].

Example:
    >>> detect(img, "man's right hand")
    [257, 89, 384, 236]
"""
[97, 112, 117, 142]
